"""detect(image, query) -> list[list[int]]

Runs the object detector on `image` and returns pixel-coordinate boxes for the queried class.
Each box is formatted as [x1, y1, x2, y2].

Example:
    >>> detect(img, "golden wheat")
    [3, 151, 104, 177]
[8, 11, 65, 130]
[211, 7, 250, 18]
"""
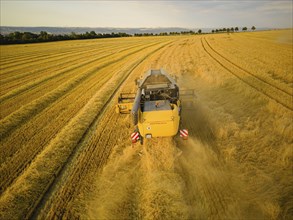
[0, 30, 292, 219]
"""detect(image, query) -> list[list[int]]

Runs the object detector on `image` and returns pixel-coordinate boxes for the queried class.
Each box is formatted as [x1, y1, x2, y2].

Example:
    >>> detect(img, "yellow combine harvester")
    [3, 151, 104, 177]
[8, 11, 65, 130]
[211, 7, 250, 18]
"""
[116, 69, 194, 144]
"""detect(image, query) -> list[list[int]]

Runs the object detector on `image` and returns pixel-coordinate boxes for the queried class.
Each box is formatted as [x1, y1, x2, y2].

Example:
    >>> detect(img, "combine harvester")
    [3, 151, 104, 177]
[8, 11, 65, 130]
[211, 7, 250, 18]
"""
[116, 69, 194, 144]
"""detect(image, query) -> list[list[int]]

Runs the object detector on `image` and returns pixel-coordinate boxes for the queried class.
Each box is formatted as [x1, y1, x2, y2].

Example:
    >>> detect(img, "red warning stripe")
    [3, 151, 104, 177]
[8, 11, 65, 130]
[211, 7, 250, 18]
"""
[131, 132, 139, 141]
[180, 129, 188, 137]
[131, 132, 136, 138]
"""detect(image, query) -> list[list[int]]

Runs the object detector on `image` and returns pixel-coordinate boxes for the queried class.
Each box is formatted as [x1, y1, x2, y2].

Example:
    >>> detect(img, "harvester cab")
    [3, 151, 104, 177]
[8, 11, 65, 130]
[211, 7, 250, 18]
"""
[116, 69, 195, 144]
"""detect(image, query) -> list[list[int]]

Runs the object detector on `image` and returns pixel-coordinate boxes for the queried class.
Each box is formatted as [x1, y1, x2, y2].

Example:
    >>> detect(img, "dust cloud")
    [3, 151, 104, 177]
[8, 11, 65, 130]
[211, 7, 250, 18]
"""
[87, 136, 267, 219]
[87, 139, 188, 219]
[87, 143, 140, 219]
[176, 138, 267, 220]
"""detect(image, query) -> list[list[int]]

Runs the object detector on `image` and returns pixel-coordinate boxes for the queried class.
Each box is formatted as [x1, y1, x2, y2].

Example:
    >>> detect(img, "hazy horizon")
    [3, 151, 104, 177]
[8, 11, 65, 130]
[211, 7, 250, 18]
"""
[0, 25, 280, 29]
[1, 1, 292, 29]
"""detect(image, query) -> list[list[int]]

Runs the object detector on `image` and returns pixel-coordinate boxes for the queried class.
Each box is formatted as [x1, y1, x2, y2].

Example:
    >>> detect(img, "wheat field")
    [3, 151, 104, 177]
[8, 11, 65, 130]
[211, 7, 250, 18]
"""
[0, 29, 292, 219]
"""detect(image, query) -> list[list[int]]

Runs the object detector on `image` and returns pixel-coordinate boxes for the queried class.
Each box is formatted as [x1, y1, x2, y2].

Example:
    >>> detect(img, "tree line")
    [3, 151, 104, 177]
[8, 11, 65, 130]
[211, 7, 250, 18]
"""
[0, 30, 204, 44]
[0, 26, 256, 45]
[134, 30, 200, 36]
[211, 26, 256, 33]
[0, 31, 131, 45]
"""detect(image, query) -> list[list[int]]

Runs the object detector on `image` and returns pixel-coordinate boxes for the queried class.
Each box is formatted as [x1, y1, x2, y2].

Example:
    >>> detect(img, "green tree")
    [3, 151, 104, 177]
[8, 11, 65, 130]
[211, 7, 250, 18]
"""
[251, 26, 256, 31]
[70, 32, 78, 39]
[0, 34, 4, 43]
[89, 31, 97, 38]
[39, 31, 49, 40]
[242, 27, 247, 31]
[235, 27, 239, 32]
[198, 29, 202, 34]
[22, 32, 33, 41]
[9, 31, 22, 41]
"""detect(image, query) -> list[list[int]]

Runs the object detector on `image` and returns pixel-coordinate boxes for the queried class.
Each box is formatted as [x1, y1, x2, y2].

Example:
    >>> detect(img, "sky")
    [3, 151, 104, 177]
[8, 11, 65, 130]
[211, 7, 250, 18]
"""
[0, 0, 292, 28]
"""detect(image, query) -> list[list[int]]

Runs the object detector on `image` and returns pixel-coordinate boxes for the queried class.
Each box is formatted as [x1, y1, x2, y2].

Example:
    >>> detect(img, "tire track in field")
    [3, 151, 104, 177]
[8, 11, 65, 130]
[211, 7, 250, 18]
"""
[34, 41, 175, 219]
[0, 41, 151, 103]
[201, 37, 293, 111]
[204, 37, 292, 96]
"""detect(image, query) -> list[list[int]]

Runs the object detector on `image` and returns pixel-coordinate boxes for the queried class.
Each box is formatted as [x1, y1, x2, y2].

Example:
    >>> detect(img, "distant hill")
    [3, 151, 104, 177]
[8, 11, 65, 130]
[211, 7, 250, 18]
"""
[0, 26, 195, 35]
[0, 26, 273, 36]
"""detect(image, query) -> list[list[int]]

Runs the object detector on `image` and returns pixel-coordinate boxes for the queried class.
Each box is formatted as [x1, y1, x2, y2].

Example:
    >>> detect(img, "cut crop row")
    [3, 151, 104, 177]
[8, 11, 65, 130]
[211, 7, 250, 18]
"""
[0, 41, 172, 195]
[0, 44, 151, 175]
[0, 40, 149, 95]
[0, 39, 152, 81]
[0, 41, 161, 118]
[0, 38, 133, 67]
[0, 41, 172, 219]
